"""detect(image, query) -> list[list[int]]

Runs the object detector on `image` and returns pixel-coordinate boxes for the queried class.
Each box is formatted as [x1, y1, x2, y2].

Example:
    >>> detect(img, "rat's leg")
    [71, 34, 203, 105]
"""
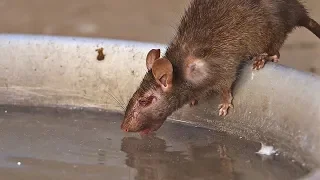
[218, 145, 234, 179]
[218, 88, 233, 116]
[215, 71, 236, 116]
[252, 51, 280, 70]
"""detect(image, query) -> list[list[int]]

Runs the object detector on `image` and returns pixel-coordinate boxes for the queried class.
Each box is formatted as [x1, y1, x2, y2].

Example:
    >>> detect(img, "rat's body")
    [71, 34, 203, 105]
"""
[121, 0, 320, 134]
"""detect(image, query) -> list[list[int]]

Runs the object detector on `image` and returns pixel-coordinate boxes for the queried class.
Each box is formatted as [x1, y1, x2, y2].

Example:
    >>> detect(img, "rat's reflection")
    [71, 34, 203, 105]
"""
[121, 134, 235, 180]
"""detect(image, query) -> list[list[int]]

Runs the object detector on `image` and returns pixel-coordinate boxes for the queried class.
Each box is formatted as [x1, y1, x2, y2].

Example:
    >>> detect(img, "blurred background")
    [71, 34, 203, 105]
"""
[0, 0, 319, 75]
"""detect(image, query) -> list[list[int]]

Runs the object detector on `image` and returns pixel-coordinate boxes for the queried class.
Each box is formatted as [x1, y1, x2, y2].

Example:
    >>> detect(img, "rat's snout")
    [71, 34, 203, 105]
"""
[120, 112, 144, 133]
[120, 121, 128, 132]
[120, 118, 130, 132]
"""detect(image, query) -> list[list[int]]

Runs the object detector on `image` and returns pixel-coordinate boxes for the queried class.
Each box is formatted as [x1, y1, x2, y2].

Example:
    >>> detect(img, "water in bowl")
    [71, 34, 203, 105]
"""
[0, 105, 309, 180]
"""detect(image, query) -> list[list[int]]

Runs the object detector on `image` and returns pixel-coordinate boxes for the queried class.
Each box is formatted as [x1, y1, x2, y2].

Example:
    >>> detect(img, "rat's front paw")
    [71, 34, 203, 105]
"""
[218, 103, 233, 116]
[252, 52, 279, 70]
[252, 58, 266, 70]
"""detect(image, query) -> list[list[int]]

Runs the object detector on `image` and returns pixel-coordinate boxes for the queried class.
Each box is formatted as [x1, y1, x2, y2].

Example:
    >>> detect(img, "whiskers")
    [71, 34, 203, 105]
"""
[106, 91, 126, 111]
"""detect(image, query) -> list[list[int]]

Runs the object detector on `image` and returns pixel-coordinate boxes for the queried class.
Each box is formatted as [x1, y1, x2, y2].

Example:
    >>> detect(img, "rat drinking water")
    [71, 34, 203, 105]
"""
[121, 0, 320, 134]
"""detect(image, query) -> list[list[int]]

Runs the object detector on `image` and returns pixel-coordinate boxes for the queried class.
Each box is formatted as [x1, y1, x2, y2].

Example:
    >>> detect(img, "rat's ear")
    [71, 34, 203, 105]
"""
[146, 49, 161, 71]
[151, 58, 173, 92]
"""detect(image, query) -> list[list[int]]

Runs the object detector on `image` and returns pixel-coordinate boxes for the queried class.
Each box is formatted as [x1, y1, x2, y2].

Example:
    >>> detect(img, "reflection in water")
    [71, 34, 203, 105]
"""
[121, 134, 235, 180]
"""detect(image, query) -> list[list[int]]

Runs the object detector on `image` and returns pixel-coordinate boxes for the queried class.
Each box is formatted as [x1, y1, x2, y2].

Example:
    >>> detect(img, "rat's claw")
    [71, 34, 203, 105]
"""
[252, 52, 280, 70]
[252, 58, 266, 70]
[269, 54, 279, 63]
[229, 103, 234, 109]
[218, 103, 232, 116]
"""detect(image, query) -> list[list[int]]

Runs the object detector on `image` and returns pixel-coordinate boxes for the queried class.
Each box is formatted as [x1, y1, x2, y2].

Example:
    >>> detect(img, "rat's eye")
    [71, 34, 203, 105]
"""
[138, 96, 155, 107]
[138, 99, 148, 106]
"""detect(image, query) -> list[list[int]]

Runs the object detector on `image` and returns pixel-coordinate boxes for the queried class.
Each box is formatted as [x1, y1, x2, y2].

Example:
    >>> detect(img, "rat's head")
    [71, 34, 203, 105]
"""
[121, 49, 176, 134]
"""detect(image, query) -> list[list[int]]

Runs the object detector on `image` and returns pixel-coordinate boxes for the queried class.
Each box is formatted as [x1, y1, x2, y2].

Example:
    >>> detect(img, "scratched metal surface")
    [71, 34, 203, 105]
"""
[0, 34, 320, 179]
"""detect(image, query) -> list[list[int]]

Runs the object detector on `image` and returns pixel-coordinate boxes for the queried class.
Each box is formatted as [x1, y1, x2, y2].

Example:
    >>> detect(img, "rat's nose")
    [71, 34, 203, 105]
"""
[120, 120, 129, 132]
[121, 128, 129, 132]
[121, 127, 129, 132]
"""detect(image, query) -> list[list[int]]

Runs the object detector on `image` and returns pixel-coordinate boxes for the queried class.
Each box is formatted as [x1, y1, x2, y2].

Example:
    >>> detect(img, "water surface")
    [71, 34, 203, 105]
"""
[0, 105, 309, 180]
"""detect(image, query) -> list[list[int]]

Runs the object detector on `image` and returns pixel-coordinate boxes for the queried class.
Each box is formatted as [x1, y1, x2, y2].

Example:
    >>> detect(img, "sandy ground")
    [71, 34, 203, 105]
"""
[0, 0, 320, 74]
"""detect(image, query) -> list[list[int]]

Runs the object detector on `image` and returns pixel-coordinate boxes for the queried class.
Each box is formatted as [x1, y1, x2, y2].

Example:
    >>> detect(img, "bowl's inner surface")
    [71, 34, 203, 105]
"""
[0, 105, 309, 180]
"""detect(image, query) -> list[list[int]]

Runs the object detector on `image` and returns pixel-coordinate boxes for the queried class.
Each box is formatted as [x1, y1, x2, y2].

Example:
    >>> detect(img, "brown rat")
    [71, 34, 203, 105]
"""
[121, 0, 320, 134]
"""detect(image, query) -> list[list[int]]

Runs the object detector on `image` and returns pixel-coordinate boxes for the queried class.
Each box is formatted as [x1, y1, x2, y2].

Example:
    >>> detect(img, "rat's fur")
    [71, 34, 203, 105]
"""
[121, 0, 320, 134]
